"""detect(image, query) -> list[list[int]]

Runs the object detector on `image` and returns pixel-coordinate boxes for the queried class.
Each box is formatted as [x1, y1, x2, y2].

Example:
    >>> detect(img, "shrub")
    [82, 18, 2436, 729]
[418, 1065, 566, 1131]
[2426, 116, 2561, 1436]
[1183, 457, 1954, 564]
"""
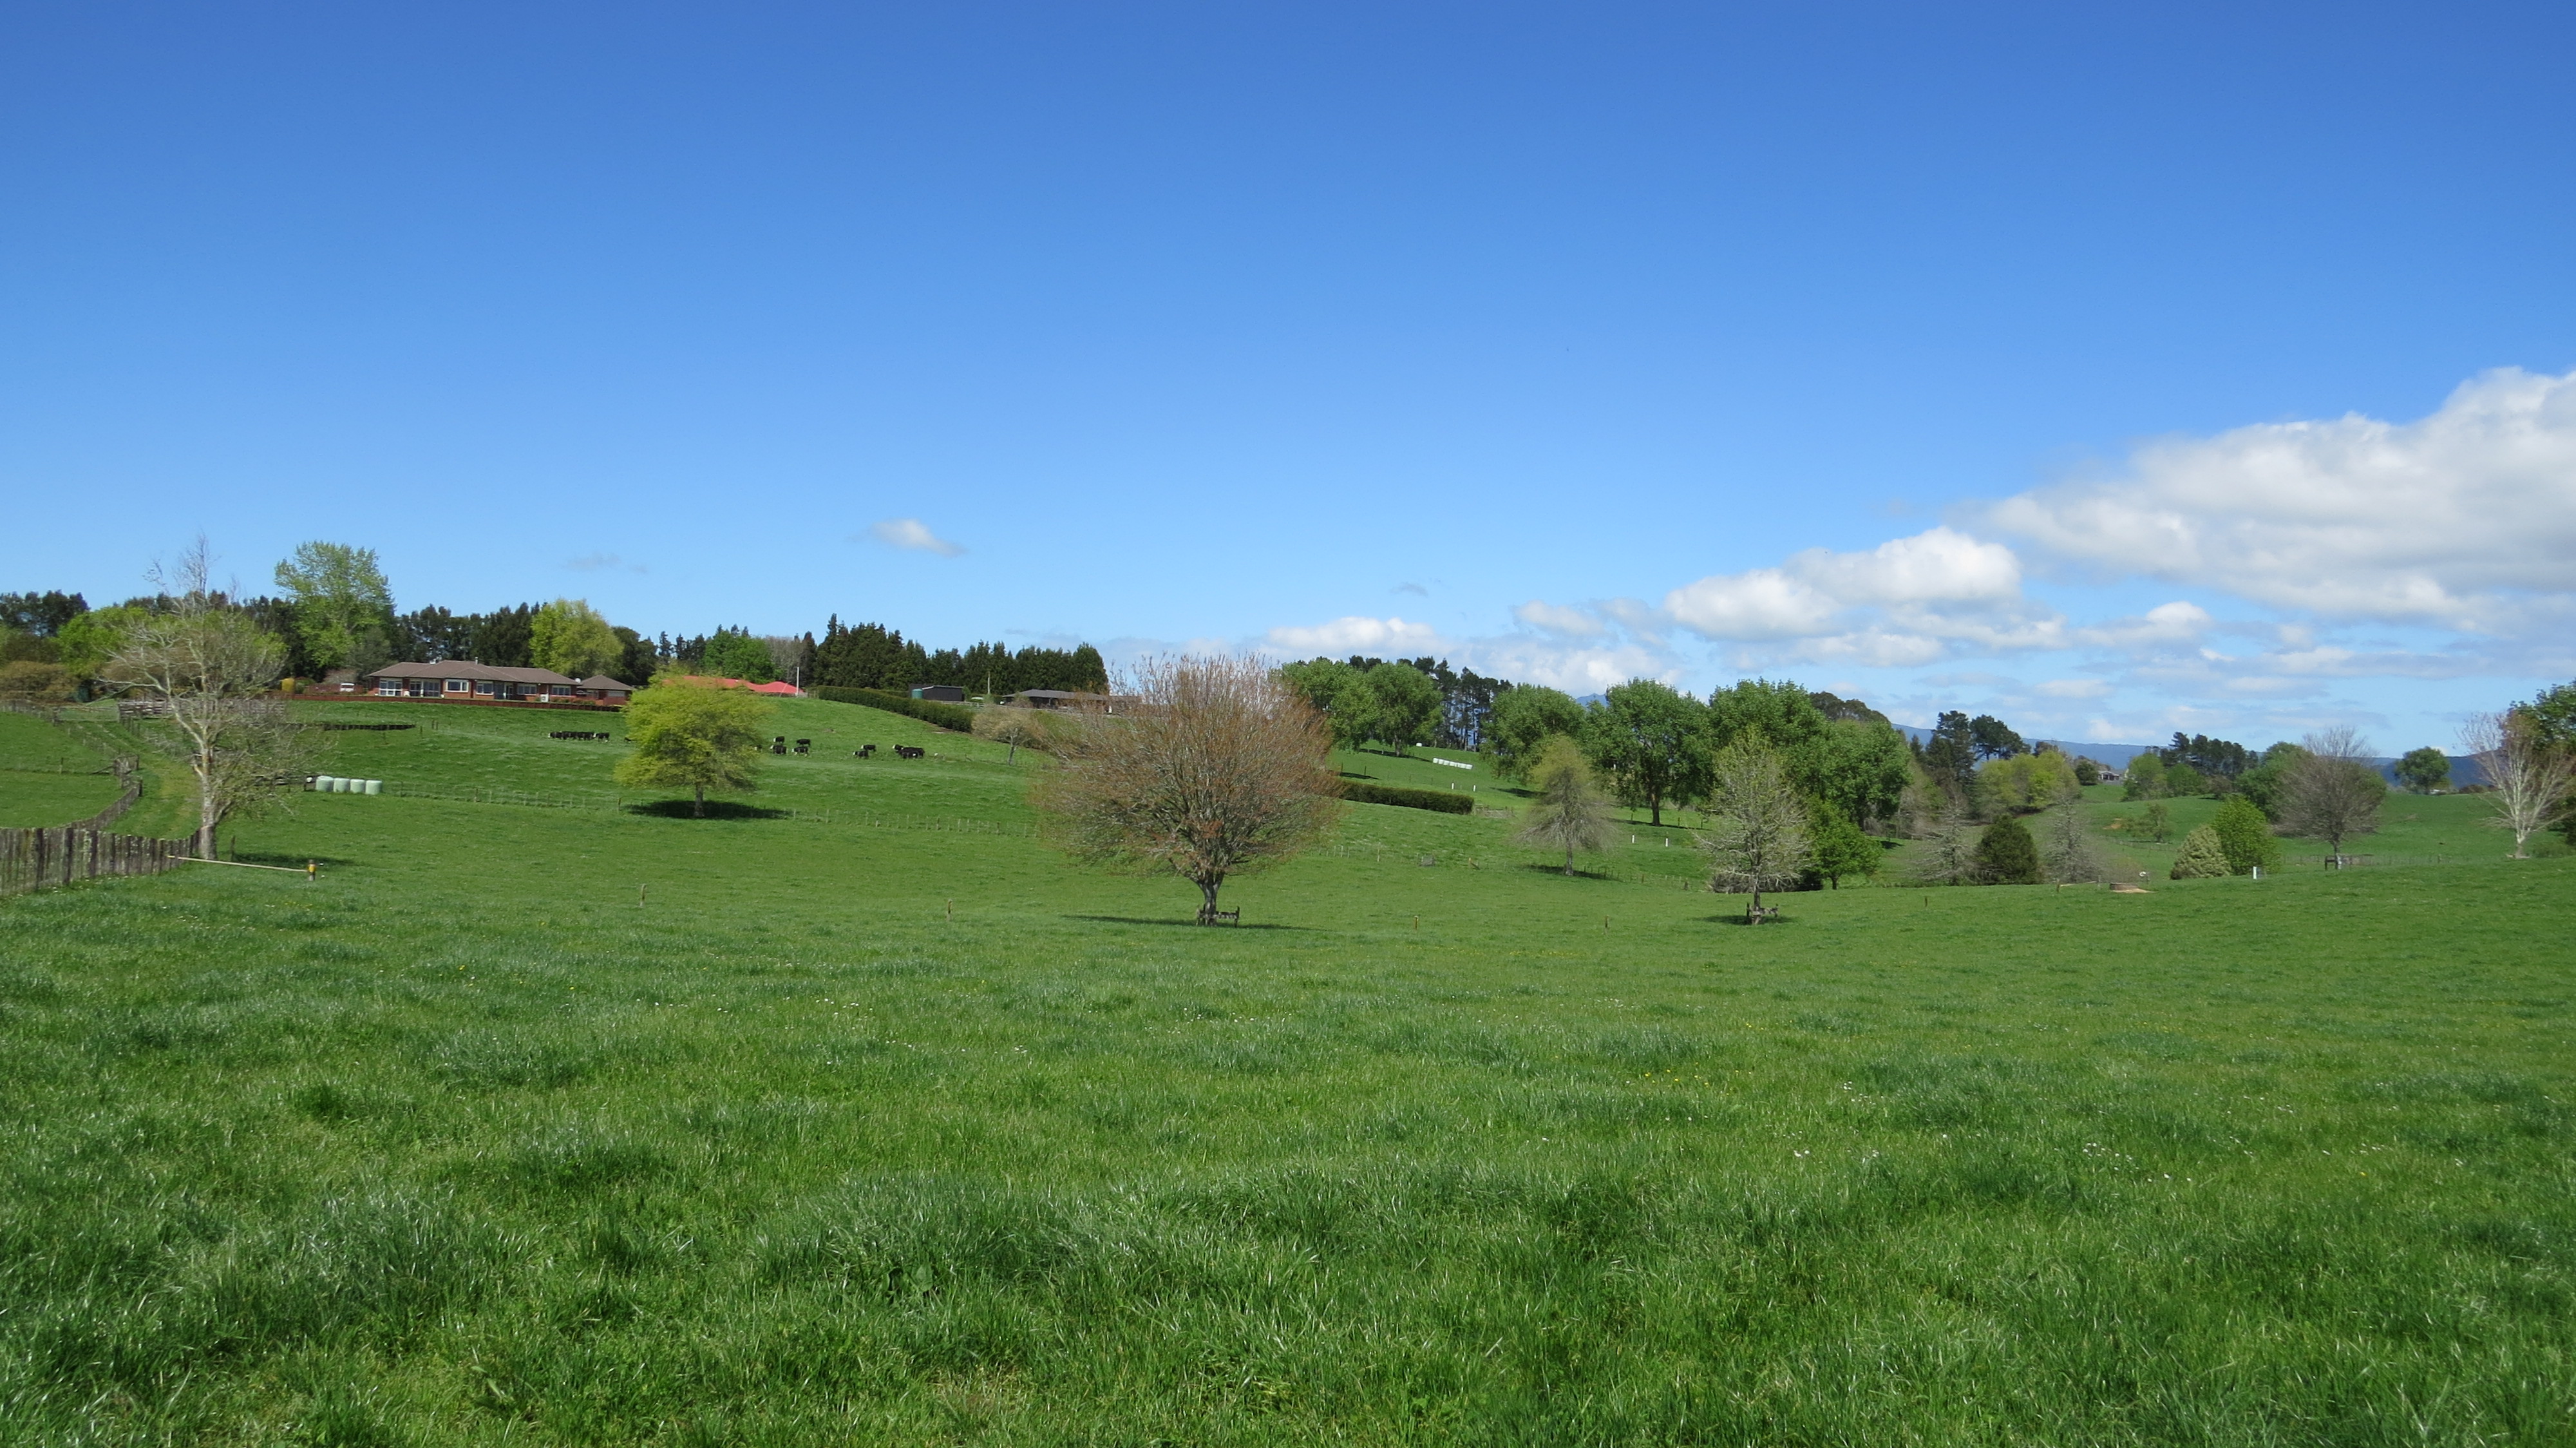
[1341, 779, 1473, 814]
[813, 685, 975, 732]
[2210, 797, 2281, 875]
[1973, 816, 2041, 884]
[0, 660, 74, 701]
[2170, 826, 2230, 879]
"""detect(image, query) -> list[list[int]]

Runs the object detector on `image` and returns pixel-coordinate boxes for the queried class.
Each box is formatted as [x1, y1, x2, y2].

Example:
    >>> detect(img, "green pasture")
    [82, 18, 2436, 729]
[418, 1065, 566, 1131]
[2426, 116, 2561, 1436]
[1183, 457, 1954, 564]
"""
[0, 697, 2569, 1443]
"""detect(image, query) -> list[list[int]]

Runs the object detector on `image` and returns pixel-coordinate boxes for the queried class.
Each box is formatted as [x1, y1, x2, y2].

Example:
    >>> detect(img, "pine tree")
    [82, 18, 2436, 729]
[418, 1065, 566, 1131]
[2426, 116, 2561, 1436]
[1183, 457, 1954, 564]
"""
[2170, 825, 2230, 879]
[1973, 815, 2041, 884]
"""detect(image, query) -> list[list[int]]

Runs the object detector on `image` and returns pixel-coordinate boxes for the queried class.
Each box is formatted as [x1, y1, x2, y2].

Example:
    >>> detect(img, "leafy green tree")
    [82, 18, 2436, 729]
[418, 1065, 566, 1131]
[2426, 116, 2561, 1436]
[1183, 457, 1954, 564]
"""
[1585, 680, 1711, 826]
[1968, 714, 2026, 759]
[613, 627, 658, 685]
[1807, 807, 1880, 889]
[2235, 742, 2307, 817]
[2141, 800, 2172, 842]
[2071, 757, 2102, 786]
[2169, 825, 2230, 879]
[1359, 663, 1442, 752]
[2392, 746, 2450, 794]
[53, 605, 149, 686]
[1812, 719, 1914, 828]
[614, 681, 774, 816]
[272, 542, 395, 673]
[697, 628, 775, 683]
[1514, 737, 1618, 875]
[1484, 684, 1586, 782]
[531, 599, 624, 678]
[2210, 797, 2281, 875]
[1973, 815, 2042, 884]
[2121, 752, 2168, 801]
[1700, 741, 1810, 917]
[1707, 678, 1828, 759]
[471, 604, 536, 668]
[2164, 762, 2206, 798]
[1977, 750, 2078, 815]
[1920, 710, 1978, 798]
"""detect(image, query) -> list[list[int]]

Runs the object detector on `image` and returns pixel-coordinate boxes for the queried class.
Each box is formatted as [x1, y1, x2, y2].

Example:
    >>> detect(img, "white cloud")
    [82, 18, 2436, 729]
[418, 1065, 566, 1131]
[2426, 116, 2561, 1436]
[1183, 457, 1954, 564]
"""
[1512, 600, 1608, 637]
[1663, 526, 2056, 664]
[2036, 678, 2114, 699]
[1985, 366, 2576, 629]
[1264, 615, 1443, 654]
[866, 519, 966, 557]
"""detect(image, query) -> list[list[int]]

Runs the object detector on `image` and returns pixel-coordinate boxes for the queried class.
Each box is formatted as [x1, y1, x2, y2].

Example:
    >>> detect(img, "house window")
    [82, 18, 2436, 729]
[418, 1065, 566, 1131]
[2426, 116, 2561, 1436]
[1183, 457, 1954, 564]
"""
[445, 680, 468, 693]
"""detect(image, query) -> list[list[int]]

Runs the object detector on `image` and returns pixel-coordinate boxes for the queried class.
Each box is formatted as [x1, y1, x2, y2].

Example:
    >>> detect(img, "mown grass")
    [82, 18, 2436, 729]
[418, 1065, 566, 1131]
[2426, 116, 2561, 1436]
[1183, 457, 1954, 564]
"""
[0, 700, 2568, 1443]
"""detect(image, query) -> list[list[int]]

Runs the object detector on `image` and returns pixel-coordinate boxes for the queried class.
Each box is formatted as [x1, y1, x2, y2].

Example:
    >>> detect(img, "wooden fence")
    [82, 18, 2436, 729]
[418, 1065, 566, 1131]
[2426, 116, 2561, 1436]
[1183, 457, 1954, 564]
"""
[0, 826, 187, 898]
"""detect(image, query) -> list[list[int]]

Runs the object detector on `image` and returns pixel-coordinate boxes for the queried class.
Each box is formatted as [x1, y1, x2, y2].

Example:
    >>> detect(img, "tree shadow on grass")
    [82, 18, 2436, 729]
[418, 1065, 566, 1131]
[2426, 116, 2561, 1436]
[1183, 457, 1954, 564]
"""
[1064, 915, 1312, 931]
[231, 850, 363, 868]
[1515, 863, 1622, 882]
[625, 800, 791, 821]
[1700, 912, 1797, 926]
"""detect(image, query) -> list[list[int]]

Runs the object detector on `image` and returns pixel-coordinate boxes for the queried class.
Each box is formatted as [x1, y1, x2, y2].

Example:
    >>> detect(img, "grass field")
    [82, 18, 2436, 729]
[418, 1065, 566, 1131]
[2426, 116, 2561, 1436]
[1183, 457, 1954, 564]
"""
[0, 698, 2570, 1443]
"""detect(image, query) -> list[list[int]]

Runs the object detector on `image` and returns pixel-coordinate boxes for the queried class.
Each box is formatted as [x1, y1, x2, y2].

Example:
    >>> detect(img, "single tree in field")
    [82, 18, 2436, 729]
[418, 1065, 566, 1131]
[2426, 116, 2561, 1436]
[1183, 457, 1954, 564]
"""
[272, 541, 395, 676]
[2461, 711, 2575, 859]
[1032, 654, 1341, 923]
[2277, 726, 2385, 864]
[2170, 825, 2230, 879]
[531, 599, 625, 679]
[1586, 680, 1712, 826]
[1808, 806, 1882, 888]
[2041, 797, 2110, 884]
[614, 680, 774, 816]
[1484, 684, 1586, 783]
[1514, 736, 1617, 876]
[2393, 746, 2452, 794]
[2141, 799, 2173, 843]
[106, 539, 316, 857]
[2209, 796, 2281, 875]
[1697, 741, 1809, 920]
[1974, 815, 2042, 884]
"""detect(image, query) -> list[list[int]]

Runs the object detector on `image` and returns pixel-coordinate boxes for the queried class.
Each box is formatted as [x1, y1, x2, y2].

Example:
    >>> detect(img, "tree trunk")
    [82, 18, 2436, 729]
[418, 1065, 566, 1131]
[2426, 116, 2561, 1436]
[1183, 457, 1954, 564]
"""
[1748, 884, 1763, 920]
[1197, 875, 1222, 924]
[694, 784, 706, 818]
[1649, 794, 1662, 827]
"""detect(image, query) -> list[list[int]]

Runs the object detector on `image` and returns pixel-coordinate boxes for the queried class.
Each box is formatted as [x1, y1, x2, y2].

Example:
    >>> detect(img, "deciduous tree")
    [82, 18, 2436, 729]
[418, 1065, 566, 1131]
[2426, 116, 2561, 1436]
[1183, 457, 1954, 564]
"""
[1808, 807, 1881, 888]
[2040, 797, 2109, 883]
[1032, 655, 1341, 923]
[531, 599, 625, 680]
[1586, 680, 1710, 826]
[2277, 726, 2385, 863]
[2461, 711, 2574, 859]
[2393, 746, 2452, 794]
[273, 542, 394, 674]
[613, 680, 774, 816]
[1359, 663, 1442, 752]
[106, 539, 314, 856]
[1698, 741, 1810, 919]
[2210, 796, 2280, 875]
[1484, 684, 1586, 782]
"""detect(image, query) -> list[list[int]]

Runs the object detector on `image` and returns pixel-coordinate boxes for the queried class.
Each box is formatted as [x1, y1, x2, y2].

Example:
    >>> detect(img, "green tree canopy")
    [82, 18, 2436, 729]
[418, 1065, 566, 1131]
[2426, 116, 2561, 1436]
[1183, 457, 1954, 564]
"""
[613, 681, 774, 815]
[272, 541, 394, 673]
[53, 605, 151, 683]
[1584, 680, 1710, 826]
[2121, 752, 2169, 801]
[1806, 807, 1880, 889]
[1974, 815, 2042, 884]
[696, 628, 776, 683]
[2392, 746, 2451, 794]
[1514, 736, 1618, 875]
[1358, 663, 1441, 751]
[2210, 797, 2281, 875]
[531, 599, 624, 679]
[1484, 684, 1586, 782]
[1276, 659, 1367, 747]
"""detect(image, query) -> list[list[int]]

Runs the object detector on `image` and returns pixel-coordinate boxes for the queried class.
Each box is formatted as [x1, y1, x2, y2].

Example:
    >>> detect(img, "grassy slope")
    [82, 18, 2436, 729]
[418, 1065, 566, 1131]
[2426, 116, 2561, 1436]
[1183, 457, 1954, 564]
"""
[0, 700, 2568, 1442]
[0, 711, 122, 826]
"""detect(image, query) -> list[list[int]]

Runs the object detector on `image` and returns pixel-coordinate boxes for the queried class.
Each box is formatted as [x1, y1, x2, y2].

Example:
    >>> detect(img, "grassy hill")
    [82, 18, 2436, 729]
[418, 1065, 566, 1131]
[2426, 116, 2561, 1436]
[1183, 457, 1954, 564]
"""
[0, 696, 2568, 1442]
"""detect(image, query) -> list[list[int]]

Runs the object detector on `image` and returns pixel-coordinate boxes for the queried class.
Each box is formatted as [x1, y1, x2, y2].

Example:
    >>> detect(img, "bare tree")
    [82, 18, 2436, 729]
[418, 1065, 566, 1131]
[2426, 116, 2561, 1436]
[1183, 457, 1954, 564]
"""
[2277, 725, 2385, 865]
[1912, 804, 1982, 884]
[1697, 741, 1810, 920]
[104, 539, 313, 856]
[1032, 655, 1341, 922]
[1515, 736, 1617, 875]
[2461, 711, 2575, 859]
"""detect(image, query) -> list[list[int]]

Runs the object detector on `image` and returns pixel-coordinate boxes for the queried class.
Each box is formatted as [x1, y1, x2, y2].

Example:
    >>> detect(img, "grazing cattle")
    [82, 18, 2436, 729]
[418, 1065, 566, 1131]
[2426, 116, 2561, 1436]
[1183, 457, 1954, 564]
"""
[793, 739, 811, 754]
[895, 745, 926, 759]
[772, 736, 788, 755]
[852, 744, 876, 757]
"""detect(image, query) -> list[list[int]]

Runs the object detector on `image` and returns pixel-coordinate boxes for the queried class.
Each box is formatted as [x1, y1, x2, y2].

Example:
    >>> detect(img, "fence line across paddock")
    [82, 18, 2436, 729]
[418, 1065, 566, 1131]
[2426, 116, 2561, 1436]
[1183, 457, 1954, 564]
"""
[0, 825, 189, 898]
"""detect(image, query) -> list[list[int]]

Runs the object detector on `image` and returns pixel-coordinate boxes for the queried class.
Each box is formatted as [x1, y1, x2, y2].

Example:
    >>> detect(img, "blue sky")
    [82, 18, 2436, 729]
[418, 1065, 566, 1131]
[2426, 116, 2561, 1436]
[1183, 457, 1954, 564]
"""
[5, 3, 2572, 751]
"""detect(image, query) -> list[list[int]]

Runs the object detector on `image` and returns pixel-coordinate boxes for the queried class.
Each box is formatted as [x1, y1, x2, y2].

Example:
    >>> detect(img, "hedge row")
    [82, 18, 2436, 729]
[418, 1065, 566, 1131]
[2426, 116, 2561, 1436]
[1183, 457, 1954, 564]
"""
[812, 686, 977, 732]
[1340, 779, 1475, 814]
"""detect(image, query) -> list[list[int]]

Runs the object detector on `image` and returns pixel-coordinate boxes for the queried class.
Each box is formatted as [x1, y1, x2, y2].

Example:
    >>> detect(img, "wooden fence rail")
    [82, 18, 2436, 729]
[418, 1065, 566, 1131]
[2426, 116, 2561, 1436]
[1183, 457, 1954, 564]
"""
[0, 826, 187, 898]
